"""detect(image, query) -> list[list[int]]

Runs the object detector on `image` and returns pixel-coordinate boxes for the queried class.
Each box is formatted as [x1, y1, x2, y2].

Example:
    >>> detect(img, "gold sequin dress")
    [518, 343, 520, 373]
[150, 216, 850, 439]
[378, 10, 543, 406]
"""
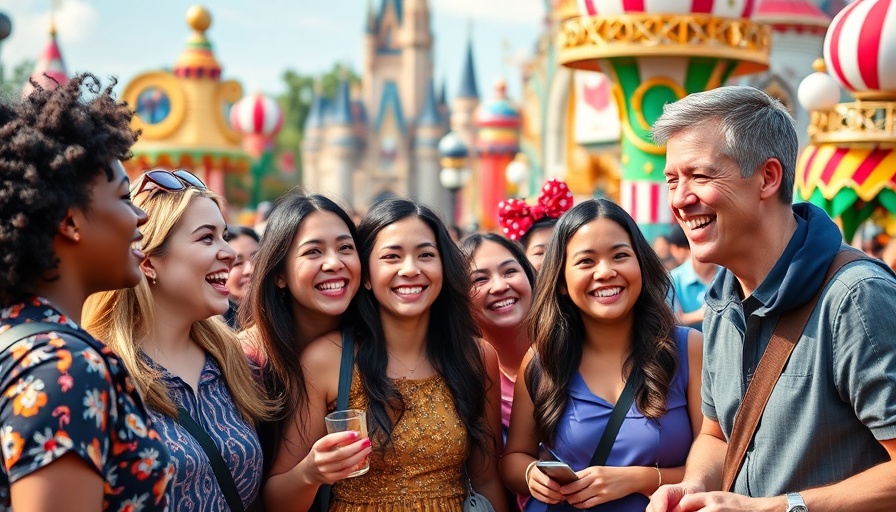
[330, 370, 468, 512]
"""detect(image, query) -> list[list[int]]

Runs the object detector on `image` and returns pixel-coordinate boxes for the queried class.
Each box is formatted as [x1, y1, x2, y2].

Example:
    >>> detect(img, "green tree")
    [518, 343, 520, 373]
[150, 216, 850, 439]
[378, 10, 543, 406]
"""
[0, 59, 35, 98]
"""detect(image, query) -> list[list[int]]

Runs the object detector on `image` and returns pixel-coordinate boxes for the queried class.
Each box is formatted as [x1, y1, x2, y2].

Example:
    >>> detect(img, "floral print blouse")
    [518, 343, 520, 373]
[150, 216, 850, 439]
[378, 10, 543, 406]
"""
[0, 297, 172, 511]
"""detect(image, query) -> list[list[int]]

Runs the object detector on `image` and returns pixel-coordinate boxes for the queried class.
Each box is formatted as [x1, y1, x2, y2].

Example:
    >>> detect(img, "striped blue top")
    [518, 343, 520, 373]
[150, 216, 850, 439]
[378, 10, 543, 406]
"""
[144, 353, 262, 511]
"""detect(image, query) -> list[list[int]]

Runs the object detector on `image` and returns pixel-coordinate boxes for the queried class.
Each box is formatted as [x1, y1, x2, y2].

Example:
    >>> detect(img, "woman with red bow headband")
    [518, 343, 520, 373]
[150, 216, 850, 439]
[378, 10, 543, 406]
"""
[497, 180, 574, 273]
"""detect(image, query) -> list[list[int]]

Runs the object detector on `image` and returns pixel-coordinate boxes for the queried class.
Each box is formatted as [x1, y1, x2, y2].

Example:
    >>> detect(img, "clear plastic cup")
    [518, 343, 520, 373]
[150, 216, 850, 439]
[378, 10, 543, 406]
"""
[324, 409, 370, 477]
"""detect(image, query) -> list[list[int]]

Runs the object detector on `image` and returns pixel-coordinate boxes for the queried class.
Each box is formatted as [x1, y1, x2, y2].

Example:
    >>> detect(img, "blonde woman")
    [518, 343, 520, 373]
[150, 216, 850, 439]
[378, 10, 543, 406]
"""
[84, 170, 272, 512]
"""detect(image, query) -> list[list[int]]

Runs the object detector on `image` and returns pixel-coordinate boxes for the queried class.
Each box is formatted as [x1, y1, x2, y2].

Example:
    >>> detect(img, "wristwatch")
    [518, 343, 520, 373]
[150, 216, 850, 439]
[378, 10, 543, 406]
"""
[785, 492, 808, 512]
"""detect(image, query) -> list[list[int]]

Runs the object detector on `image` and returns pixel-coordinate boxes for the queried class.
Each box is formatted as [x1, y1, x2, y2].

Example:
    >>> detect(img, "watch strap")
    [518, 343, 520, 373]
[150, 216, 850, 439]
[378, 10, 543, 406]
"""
[786, 492, 807, 511]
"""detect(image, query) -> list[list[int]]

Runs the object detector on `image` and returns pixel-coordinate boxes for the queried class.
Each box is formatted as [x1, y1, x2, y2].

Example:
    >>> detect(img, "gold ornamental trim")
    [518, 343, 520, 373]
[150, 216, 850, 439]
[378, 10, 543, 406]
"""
[808, 101, 896, 147]
[558, 14, 770, 76]
[552, 0, 581, 22]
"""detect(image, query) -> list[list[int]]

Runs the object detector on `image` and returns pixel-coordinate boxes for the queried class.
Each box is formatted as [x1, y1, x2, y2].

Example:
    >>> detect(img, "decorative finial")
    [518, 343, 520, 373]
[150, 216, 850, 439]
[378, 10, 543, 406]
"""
[186, 5, 211, 33]
[49, 0, 62, 36]
[812, 58, 826, 73]
[495, 78, 507, 97]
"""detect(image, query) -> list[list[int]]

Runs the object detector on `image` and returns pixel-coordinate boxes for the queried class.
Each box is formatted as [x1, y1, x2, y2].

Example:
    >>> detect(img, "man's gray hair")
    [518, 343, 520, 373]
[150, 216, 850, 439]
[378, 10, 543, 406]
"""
[651, 86, 798, 204]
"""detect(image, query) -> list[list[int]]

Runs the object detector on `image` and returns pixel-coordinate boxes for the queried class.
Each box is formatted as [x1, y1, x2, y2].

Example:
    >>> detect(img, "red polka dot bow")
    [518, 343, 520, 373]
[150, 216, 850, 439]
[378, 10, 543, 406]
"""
[497, 179, 574, 241]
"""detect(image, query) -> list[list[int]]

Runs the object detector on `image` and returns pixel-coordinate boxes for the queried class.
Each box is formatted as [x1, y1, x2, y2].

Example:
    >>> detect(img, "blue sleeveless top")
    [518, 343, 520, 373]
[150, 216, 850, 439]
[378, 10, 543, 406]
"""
[526, 326, 694, 512]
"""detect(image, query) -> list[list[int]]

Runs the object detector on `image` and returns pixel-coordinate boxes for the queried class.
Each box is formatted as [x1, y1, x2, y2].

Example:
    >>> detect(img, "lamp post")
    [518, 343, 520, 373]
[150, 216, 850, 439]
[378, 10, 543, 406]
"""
[438, 131, 470, 226]
[0, 13, 12, 89]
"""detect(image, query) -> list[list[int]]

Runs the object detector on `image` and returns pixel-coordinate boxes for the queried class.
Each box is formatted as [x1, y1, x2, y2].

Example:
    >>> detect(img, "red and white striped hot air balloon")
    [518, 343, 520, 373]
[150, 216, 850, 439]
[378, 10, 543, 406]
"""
[576, 0, 757, 18]
[230, 92, 284, 158]
[824, 0, 896, 98]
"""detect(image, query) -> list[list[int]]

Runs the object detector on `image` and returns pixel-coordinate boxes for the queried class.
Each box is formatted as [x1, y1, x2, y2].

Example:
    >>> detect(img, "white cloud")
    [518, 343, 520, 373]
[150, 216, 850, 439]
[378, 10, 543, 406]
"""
[431, 0, 545, 25]
[1, 0, 98, 67]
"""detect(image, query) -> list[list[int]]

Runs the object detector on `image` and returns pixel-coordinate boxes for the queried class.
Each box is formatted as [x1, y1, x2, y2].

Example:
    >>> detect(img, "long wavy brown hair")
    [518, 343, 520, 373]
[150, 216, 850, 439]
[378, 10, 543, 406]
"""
[524, 199, 678, 445]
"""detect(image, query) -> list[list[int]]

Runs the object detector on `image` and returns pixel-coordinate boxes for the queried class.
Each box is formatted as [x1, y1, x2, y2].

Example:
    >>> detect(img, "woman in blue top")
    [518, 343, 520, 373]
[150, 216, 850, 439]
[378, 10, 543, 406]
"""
[502, 199, 703, 511]
[84, 170, 273, 511]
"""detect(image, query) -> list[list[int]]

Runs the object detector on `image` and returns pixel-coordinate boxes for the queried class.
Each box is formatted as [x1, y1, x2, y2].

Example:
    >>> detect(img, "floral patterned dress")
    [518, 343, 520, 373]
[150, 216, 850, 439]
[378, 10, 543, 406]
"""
[0, 297, 173, 511]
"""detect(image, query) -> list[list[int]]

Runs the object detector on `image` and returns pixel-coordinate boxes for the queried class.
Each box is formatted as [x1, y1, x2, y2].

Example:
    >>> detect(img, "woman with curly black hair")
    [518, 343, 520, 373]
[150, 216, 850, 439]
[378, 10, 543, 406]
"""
[0, 75, 172, 511]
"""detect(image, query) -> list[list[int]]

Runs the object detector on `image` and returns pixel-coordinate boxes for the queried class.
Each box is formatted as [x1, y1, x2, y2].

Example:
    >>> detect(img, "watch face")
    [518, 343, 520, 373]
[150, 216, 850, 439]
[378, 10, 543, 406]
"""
[790, 506, 808, 512]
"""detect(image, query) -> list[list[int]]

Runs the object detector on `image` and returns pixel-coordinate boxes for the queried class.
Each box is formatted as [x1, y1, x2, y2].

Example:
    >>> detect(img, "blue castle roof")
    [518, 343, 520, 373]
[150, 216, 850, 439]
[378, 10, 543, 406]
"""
[417, 78, 442, 127]
[304, 92, 326, 131]
[374, 0, 403, 33]
[457, 36, 479, 100]
[330, 78, 354, 126]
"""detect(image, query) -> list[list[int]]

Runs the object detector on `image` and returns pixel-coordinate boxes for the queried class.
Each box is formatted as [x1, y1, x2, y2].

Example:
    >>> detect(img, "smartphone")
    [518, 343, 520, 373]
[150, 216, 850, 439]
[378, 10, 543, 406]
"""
[535, 461, 579, 485]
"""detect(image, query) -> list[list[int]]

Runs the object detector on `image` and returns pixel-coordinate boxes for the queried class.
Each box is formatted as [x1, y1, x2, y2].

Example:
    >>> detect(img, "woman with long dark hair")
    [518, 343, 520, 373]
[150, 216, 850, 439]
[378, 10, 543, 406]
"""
[293, 198, 507, 512]
[460, 233, 535, 441]
[248, 192, 369, 510]
[502, 199, 702, 511]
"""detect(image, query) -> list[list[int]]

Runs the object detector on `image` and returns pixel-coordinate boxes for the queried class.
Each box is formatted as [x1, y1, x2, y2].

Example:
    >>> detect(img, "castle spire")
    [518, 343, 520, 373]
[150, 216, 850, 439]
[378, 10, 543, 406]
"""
[417, 77, 441, 126]
[331, 77, 355, 126]
[457, 27, 479, 99]
[22, 15, 68, 96]
[366, 0, 376, 34]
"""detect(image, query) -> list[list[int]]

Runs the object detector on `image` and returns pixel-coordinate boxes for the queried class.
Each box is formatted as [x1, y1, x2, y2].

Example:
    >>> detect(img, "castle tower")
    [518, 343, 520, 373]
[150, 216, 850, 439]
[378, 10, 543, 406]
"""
[399, 0, 434, 123]
[358, 0, 420, 205]
[22, 20, 67, 96]
[301, 85, 326, 193]
[363, 0, 377, 109]
[451, 34, 481, 150]
[318, 78, 362, 205]
[414, 78, 449, 216]
[450, 33, 481, 228]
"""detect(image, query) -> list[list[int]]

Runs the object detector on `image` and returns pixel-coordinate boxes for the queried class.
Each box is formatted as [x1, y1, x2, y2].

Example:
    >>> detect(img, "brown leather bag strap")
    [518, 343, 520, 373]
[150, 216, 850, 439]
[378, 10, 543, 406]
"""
[721, 249, 864, 492]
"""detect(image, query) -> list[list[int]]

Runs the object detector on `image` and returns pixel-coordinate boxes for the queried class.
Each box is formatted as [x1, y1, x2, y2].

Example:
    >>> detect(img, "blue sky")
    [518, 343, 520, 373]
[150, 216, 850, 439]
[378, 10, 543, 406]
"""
[0, 0, 547, 101]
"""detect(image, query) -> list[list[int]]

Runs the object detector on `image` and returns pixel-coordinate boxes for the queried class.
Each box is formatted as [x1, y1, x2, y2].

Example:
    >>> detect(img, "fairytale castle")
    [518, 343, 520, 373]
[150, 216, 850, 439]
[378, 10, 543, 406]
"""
[301, 0, 480, 215]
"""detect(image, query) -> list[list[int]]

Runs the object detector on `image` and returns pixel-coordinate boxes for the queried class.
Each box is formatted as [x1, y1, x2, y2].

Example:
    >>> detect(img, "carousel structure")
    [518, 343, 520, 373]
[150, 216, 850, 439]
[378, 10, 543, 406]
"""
[121, 6, 250, 207]
[796, 0, 896, 242]
[556, 0, 771, 237]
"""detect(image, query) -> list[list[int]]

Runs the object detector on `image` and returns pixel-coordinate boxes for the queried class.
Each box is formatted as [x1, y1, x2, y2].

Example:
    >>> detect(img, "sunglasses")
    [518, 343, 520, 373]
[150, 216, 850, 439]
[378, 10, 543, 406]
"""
[133, 169, 207, 196]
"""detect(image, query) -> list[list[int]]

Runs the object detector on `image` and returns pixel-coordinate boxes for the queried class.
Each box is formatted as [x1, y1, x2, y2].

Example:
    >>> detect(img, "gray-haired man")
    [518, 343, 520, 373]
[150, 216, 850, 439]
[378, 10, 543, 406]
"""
[647, 86, 896, 512]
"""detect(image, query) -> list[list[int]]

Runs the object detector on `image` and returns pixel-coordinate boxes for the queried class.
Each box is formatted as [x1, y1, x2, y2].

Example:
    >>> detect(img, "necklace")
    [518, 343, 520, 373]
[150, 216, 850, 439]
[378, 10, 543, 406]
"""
[387, 349, 427, 377]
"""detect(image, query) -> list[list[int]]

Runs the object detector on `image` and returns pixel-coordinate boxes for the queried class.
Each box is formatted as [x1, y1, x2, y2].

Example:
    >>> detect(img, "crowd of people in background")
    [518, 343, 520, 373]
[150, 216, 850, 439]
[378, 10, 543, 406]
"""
[2, 77, 896, 512]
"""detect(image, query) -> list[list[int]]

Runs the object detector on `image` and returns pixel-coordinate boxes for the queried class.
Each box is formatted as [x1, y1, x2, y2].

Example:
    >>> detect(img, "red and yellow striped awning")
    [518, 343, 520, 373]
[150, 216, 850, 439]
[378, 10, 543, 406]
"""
[797, 144, 896, 202]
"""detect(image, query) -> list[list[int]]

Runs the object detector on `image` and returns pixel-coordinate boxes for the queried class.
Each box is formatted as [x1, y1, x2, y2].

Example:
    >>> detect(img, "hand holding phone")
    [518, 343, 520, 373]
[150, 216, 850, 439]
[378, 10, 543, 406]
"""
[535, 461, 579, 485]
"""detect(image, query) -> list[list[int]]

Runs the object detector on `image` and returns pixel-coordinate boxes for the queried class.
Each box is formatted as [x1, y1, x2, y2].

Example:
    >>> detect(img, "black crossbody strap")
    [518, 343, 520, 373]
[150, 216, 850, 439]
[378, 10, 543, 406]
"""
[177, 406, 246, 512]
[317, 328, 356, 512]
[337, 328, 354, 410]
[0, 322, 93, 353]
[589, 376, 636, 467]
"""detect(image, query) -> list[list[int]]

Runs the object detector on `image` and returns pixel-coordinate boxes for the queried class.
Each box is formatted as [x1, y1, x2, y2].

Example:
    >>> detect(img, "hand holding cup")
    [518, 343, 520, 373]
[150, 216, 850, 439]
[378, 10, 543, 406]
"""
[324, 409, 371, 478]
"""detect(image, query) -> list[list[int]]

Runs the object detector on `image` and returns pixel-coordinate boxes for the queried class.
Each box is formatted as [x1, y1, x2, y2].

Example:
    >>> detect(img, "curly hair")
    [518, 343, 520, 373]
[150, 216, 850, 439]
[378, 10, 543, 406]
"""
[0, 74, 139, 304]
